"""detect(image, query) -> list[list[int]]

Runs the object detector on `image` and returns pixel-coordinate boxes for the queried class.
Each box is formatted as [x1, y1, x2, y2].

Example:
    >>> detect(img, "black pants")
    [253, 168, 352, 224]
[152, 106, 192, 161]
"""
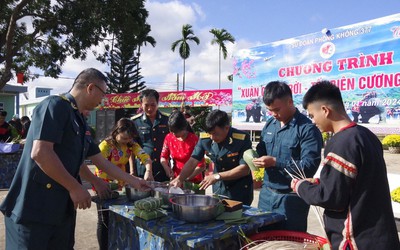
[97, 204, 109, 250]
[5, 212, 76, 250]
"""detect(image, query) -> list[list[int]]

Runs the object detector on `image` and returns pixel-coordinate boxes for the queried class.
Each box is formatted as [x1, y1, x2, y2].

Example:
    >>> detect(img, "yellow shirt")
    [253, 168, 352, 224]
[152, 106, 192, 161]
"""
[95, 140, 150, 186]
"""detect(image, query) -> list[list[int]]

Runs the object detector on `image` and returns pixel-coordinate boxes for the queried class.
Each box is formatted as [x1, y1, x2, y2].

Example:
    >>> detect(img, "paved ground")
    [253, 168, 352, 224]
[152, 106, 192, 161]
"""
[1, 150, 399, 249]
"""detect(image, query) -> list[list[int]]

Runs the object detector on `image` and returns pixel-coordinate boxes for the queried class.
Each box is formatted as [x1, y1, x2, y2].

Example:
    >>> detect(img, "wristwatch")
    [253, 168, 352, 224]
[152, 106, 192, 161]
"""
[214, 173, 221, 181]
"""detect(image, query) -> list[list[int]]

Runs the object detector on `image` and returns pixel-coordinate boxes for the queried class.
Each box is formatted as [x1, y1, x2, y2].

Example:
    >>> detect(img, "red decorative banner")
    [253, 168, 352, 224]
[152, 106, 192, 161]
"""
[100, 89, 232, 109]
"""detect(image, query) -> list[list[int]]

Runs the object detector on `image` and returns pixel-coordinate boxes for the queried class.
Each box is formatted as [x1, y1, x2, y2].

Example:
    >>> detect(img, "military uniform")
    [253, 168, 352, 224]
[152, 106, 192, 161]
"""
[0, 93, 100, 249]
[132, 111, 170, 182]
[191, 127, 254, 205]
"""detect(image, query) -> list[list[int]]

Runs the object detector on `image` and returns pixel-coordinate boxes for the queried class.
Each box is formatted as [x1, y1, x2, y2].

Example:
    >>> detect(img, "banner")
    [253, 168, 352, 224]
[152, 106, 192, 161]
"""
[232, 13, 400, 134]
[101, 89, 232, 109]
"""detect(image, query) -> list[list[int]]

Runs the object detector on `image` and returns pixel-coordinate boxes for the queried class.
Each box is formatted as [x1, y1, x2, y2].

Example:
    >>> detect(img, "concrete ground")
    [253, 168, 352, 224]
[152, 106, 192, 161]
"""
[1, 150, 399, 249]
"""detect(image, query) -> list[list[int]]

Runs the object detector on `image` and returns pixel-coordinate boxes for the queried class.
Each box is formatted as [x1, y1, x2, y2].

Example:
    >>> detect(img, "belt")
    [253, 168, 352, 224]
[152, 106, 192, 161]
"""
[266, 186, 294, 194]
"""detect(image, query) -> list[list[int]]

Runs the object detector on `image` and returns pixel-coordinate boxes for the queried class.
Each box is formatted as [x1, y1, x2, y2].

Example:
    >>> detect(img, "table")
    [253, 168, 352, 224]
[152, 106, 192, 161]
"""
[94, 196, 285, 250]
[0, 149, 22, 188]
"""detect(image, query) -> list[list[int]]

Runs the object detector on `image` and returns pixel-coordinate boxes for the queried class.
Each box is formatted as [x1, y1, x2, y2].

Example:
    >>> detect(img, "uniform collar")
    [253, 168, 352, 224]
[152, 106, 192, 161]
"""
[289, 108, 301, 127]
[60, 93, 79, 110]
[141, 111, 162, 121]
[273, 108, 301, 128]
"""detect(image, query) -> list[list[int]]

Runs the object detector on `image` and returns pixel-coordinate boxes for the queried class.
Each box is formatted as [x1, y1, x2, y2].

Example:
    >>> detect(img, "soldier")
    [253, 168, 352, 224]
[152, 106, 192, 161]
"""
[170, 110, 254, 205]
[132, 89, 170, 182]
[252, 81, 322, 232]
[0, 68, 148, 250]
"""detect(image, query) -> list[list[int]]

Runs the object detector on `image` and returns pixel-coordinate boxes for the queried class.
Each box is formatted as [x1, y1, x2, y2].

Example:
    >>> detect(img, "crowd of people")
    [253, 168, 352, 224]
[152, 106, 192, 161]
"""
[1, 68, 399, 249]
[0, 111, 31, 142]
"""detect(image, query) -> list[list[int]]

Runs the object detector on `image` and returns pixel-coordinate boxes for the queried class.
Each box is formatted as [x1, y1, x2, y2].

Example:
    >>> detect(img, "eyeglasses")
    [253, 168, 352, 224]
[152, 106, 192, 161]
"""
[92, 84, 107, 96]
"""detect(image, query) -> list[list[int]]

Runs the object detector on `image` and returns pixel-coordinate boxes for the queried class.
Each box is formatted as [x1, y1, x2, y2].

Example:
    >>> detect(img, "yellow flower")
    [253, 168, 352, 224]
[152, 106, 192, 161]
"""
[382, 134, 400, 147]
[391, 186, 400, 203]
[253, 168, 264, 181]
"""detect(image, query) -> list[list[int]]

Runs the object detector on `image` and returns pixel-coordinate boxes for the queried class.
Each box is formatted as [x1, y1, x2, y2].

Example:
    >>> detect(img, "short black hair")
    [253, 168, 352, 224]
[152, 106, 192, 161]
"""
[204, 110, 229, 132]
[0, 110, 7, 117]
[168, 111, 189, 133]
[140, 89, 159, 103]
[302, 80, 345, 111]
[263, 81, 292, 105]
[73, 68, 108, 88]
[20, 116, 30, 123]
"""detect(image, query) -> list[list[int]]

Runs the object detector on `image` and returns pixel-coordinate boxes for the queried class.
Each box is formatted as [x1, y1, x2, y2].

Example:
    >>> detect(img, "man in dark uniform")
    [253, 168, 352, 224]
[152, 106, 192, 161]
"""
[132, 89, 170, 182]
[170, 110, 254, 205]
[0, 68, 148, 250]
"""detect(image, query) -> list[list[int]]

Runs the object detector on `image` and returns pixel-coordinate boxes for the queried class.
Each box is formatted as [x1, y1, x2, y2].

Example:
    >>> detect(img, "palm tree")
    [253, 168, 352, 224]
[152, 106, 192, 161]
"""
[135, 24, 156, 86]
[171, 24, 200, 91]
[209, 28, 235, 89]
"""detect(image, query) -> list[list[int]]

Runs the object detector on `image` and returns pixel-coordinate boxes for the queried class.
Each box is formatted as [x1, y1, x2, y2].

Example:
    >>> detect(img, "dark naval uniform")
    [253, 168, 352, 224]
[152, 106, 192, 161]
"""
[132, 111, 170, 182]
[191, 127, 254, 205]
[0, 93, 99, 249]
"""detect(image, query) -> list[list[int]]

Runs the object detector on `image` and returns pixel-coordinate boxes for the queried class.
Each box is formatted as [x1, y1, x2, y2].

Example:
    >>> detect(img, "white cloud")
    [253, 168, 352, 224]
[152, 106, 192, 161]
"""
[26, 0, 258, 94]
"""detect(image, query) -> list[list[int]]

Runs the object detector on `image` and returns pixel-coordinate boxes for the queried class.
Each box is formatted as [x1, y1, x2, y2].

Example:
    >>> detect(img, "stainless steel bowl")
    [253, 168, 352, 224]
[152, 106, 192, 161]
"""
[153, 187, 194, 208]
[125, 185, 151, 201]
[170, 195, 221, 223]
[147, 181, 169, 189]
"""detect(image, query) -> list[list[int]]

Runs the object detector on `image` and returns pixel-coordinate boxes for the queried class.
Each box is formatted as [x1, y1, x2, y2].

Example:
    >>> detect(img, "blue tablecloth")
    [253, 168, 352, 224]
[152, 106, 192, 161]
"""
[95, 195, 285, 249]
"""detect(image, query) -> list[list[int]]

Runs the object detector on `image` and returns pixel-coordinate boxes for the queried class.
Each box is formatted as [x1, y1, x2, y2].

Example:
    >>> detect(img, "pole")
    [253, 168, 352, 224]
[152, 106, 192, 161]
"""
[176, 73, 179, 91]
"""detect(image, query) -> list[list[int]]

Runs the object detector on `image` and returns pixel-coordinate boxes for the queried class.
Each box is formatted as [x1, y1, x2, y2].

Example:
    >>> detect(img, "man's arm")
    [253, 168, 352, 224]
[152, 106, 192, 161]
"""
[199, 164, 250, 190]
[170, 157, 199, 187]
[88, 153, 149, 190]
[79, 163, 111, 199]
[200, 134, 252, 190]
[31, 140, 92, 210]
[295, 125, 322, 177]
[193, 111, 205, 120]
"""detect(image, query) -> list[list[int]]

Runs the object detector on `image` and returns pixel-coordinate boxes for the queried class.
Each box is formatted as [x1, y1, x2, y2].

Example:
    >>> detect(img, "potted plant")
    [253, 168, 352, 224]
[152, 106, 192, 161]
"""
[321, 132, 333, 147]
[391, 186, 400, 203]
[382, 134, 400, 153]
[252, 168, 264, 189]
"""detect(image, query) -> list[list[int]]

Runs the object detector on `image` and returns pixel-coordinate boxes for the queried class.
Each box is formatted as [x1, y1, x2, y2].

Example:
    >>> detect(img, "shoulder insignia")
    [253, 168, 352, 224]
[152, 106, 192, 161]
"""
[232, 133, 246, 140]
[200, 132, 211, 139]
[58, 94, 77, 109]
[131, 113, 142, 120]
[59, 94, 69, 102]
[161, 112, 170, 117]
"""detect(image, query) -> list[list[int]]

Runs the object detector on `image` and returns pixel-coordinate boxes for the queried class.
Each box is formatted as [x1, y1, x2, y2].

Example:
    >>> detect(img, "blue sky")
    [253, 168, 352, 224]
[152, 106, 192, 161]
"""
[21, 0, 400, 95]
[190, 0, 400, 42]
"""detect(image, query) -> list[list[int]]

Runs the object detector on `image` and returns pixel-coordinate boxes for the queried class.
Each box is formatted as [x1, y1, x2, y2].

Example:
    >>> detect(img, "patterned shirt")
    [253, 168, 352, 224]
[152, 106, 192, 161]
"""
[295, 124, 400, 249]
[95, 140, 150, 187]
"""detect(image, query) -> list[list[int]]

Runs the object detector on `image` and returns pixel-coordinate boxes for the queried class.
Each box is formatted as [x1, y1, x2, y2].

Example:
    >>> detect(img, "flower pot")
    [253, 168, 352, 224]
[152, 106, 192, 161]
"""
[388, 147, 400, 154]
[253, 179, 263, 189]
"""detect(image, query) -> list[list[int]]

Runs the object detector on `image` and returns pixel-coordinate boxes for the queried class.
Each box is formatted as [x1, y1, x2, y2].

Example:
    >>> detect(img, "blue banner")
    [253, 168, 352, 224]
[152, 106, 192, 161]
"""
[233, 13, 400, 134]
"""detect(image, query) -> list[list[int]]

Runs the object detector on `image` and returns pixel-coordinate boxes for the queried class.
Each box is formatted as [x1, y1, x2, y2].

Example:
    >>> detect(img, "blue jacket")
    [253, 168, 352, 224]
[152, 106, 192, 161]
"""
[256, 109, 322, 191]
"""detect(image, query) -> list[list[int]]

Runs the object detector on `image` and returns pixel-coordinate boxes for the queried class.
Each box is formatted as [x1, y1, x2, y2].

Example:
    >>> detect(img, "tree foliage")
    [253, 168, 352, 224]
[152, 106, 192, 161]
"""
[209, 28, 235, 89]
[106, 41, 146, 94]
[0, 0, 154, 91]
[210, 28, 235, 59]
[171, 24, 200, 91]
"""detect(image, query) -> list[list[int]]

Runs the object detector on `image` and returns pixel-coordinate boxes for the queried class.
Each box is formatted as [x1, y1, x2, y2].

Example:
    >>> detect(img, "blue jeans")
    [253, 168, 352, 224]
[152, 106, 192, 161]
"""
[258, 186, 310, 231]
